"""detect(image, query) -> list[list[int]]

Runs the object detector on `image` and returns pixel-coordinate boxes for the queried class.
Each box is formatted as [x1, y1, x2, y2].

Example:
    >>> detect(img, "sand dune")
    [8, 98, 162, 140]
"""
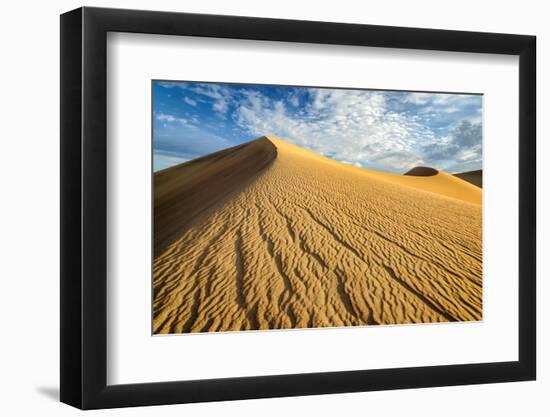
[405, 166, 439, 176]
[332, 161, 481, 205]
[154, 139, 277, 256]
[454, 169, 483, 188]
[398, 166, 482, 205]
[153, 136, 482, 334]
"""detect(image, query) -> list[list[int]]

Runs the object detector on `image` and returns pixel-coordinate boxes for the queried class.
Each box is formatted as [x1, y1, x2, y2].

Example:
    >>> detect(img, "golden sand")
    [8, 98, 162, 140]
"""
[153, 136, 482, 334]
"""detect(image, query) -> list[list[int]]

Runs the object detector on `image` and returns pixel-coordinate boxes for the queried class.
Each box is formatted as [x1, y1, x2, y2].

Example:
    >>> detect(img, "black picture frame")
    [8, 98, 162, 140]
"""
[60, 6, 536, 410]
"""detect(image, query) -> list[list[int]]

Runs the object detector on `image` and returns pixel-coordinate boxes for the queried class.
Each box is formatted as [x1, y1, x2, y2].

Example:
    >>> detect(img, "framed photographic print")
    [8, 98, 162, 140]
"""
[60, 7, 536, 409]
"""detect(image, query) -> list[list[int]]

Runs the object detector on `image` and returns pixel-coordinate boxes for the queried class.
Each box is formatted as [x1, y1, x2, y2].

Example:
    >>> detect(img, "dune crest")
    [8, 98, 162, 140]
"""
[153, 136, 482, 333]
[154, 137, 277, 255]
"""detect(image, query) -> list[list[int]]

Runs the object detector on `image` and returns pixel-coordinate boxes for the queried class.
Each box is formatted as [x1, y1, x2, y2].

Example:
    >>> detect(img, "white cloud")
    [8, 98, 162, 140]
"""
[183, 97, 197, 106]
[189, 84, 232, 115]
[154, 81, 482, 173]
[421, 120, 482, 173]
[157, 82, 177, 89]
[233, 88, 443, 173]
[156, 112, 196, 128]
[340, 160, 363, 168]
[403, 92, 432, 105]
[160, 82, 233, 115]
[156, 113, 181, 123]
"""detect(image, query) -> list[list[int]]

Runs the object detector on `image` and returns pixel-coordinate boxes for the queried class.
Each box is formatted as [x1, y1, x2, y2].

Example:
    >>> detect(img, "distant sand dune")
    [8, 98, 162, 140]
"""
[399, 167, 482, 205]
[153, 136, 482, 334]
[405, 166, 439, 176]
[454, 169, 483, 188]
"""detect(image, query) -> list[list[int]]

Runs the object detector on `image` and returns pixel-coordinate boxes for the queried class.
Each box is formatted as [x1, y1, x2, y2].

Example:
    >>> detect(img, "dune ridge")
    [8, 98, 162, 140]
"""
[153, 136, 482, 333]
[154, 138, 277, 256]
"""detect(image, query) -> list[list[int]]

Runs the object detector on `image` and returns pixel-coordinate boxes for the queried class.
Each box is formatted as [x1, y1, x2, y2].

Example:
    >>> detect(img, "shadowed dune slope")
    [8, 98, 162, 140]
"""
[153, 136, 482, 334]
[405, 166, 439, 177]
[454, 169, 483, 188]
[154, 138, 277, 256]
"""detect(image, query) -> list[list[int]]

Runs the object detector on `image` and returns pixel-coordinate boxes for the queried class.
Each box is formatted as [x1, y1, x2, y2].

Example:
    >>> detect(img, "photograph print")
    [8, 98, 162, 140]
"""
[152, 81, 483, 335]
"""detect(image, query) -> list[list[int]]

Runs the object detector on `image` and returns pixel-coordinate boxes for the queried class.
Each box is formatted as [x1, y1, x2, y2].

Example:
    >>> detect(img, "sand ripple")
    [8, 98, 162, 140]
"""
[153, 137, 482, 333]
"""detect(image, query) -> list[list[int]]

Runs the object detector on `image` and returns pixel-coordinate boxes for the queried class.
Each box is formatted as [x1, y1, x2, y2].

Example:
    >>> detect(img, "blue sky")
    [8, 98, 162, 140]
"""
[153, 81, 482, 173]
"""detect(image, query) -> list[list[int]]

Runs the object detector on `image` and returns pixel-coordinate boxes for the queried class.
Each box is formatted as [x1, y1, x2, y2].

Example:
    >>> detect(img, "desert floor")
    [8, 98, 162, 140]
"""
[153, 136, 482, 334]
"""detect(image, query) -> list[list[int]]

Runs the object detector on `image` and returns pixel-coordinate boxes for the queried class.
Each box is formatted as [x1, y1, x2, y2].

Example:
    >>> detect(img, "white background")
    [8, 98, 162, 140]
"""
[0, 0, 546, 415]
[108, 33, 518, 384]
